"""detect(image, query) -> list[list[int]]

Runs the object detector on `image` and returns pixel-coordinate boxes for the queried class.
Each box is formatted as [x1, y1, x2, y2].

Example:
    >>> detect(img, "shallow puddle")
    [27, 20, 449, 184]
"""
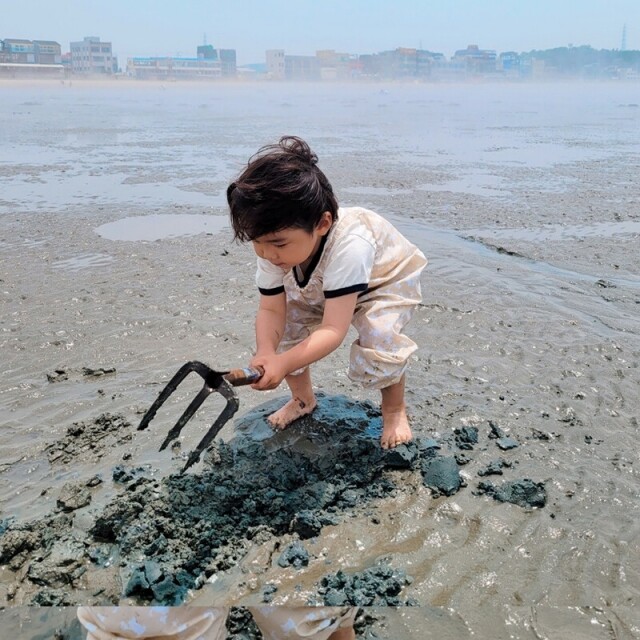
[95, 213, 228, 241]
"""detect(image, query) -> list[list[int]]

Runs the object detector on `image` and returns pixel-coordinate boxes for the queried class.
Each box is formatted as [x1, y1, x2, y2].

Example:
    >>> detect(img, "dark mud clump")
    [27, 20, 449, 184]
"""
[82, 366, 116, 377]
[261, 583, 278, 603]
[454, 426, 478, 449]
[45, 413, 132, 464]
[6, 396, 413, 604]
[289, 509, 323, 538]
[1, 395, 547, 605]
[420, 456, 463, 496]
[277, 540, 309, 569]
[92, 429, 397, 604]
[488, 420, 519, 451]
[56, 480, 94, 512]
[475, 478, 547, 508]
[313, 563, 416, 606]
[46, 369, 69, 383]
[0, 512, 87, 604]
[52, 395, 397, 603]
[477, 458, 512, 477]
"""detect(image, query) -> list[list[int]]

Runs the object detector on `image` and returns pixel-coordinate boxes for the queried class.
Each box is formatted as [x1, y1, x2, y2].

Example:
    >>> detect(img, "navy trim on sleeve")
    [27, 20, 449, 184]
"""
[324, 283, 369, 299]
[258, 286, 285, 296]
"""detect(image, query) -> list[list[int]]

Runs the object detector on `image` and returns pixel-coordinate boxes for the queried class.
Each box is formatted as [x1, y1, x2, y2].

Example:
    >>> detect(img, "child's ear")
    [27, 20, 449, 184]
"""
[317, 211, 333, 234]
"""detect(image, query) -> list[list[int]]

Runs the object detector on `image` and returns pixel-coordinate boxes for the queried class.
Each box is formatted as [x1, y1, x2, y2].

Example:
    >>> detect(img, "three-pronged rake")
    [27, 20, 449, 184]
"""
[138, 360, 262, 472]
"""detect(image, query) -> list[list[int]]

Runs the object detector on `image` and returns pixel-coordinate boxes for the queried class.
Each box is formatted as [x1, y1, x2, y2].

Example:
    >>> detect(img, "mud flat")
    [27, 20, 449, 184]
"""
[1, 82, 640, 639]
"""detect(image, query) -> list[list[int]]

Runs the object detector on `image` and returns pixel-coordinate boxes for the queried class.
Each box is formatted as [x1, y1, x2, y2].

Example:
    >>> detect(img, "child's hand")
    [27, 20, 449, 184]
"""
[249, 353, 288, 390]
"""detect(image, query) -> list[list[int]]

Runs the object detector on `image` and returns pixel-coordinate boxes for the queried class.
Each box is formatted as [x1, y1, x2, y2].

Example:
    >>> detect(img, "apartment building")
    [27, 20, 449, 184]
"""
[219, 49, 236, 77]
[70, 36, 116, 74]
[0, 38, 63, 76]
[34, 40, 62, 64]
[266, 49, 285, 79]
[284, 55, 320, 81]
[266, 49, 320, 81]
[1, 38, 62, 63]
[1, 39, 36, 62]
[197, 44, 237, 77]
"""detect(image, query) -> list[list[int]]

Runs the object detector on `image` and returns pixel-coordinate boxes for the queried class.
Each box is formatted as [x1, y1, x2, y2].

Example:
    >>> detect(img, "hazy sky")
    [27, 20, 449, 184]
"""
[3, 0, 638, 65]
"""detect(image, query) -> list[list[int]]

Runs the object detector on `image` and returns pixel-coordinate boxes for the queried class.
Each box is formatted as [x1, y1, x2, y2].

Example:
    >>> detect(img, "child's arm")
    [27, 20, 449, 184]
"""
[251, 292, 358, 390]
[254, 292, 286, 357]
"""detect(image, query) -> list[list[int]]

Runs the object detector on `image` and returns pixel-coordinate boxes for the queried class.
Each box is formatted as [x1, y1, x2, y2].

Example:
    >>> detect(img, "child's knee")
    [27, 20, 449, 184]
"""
[348, 338, 415, 389]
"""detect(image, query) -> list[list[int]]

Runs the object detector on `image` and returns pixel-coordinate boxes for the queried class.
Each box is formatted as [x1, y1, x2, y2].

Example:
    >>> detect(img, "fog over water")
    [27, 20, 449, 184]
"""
[3, 81, 638, 217]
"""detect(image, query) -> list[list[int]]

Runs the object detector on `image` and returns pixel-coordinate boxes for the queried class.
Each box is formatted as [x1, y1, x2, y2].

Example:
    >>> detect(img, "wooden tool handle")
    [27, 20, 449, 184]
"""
[225, 366, 264, 386]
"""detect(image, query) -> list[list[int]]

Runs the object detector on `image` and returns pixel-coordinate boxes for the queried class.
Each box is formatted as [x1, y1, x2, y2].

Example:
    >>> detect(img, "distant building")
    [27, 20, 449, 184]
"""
[526, 58, 547, 79]
[360, 48, 443, 80]
[0, 38, 63, 76]
[453, 45, 497, 75]
[197, 45, 218, 61]
[1, 38, 36, 63]
[266, 49, 285, 79]
[127, 56, 222, 79]
[70, 36, 116, 74]
[284, 54, 320, 80]
[144, 44, 236, 78]
[266, 50, 320, 81]
[199, 44, 237, 77]
[33, 40, 62, 64]
[219, 49, 236, 77]
[316, 49, 359, 80]
[0, 38, 60, 64]
[498, 52, 521, 78]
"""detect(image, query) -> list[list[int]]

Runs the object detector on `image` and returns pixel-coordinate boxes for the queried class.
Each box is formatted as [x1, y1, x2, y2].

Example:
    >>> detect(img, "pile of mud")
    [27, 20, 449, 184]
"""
[45, 412, 132, 465]
[313, 564, 418, 607]
[0, 395, 546, 606]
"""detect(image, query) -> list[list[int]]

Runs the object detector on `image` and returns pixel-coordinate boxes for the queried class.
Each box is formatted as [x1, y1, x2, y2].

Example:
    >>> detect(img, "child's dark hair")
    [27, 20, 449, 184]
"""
[227, 136, 338, 241]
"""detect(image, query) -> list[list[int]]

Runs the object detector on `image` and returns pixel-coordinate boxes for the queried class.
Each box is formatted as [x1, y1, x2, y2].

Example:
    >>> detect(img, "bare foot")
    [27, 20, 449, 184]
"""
[380, 407, 413, 449]
[268, 396, 317, 430]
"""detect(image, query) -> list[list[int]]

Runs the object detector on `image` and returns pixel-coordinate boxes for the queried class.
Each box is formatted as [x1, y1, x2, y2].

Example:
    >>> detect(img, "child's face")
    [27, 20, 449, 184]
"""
[252, 212, 333, 270]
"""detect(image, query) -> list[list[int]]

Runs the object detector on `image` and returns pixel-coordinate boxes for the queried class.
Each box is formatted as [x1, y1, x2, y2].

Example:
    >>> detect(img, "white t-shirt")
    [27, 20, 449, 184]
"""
[256, 206, 425, 305]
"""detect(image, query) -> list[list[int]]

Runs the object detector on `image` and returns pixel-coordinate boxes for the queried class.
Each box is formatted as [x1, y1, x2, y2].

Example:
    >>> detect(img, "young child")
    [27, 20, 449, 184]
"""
[227, 137, 427, 449]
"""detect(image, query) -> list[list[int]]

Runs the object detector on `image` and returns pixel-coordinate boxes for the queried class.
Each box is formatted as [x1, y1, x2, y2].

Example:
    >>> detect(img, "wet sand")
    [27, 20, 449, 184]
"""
[1, 81, 639, 638]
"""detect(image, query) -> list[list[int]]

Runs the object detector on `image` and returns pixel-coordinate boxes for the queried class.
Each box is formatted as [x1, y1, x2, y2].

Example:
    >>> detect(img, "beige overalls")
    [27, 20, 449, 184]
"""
[257, 207, 427, 389]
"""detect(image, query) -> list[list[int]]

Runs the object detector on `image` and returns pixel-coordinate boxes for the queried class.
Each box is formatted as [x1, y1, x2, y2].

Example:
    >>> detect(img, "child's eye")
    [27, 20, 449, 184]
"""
[274, 243, 287, 248]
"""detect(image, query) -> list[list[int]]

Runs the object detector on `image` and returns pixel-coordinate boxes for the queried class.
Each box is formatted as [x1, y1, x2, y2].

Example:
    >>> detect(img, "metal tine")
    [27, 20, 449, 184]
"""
[138, 361, 221, 432]
[181, 380, 239, 472]
[159, 384, 216, 451]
